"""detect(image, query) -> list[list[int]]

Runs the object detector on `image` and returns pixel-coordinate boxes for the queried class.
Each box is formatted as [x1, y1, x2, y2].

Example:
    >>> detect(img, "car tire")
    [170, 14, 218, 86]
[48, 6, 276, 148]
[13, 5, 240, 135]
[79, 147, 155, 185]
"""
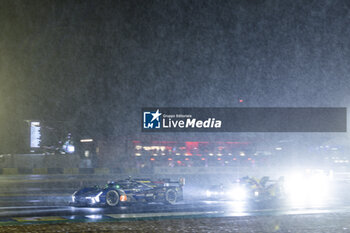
[165, 189, 177, 205]
[106, 190, 119, 207]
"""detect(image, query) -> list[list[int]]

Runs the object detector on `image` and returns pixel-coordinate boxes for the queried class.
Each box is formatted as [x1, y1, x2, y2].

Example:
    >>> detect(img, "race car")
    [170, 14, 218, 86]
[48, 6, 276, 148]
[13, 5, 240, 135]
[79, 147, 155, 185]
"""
[206, 176, 284, 202]
[71, 177, 185, 207]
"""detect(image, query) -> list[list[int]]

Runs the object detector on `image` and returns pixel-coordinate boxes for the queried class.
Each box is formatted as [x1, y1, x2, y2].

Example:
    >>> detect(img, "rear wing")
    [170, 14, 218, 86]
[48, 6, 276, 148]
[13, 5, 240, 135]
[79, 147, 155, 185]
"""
[161, 177, 185, 187]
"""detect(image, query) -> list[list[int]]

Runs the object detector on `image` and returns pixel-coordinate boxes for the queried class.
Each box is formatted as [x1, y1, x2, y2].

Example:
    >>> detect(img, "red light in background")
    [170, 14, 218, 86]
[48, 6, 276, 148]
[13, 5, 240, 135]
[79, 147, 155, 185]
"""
[150, 158, 155, 161]
[239, 99, 243, 103]
[201, 158, 206, 160]
[185, 158, 189, 161]
[217, 158, 221, 161]
[233, 158, 237, 160]
[168, 158, 173, 161]
[248, 158, 251, 160]
[177, 160, 182, 164]
[185, 142, 199, 155]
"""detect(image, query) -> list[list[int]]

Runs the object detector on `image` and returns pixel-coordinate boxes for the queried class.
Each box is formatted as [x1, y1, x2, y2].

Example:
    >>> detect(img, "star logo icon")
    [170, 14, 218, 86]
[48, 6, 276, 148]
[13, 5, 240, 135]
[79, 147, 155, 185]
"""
[150, 109, 162, 122]
[143, 109, 162, 129]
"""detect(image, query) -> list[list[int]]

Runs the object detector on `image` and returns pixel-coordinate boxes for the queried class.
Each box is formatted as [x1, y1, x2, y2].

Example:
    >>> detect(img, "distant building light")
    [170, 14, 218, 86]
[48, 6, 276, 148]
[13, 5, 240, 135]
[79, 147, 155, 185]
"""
[228, 153, 232, 155]
[84, 150, 90, 158]
[217, 153, 222, 156]
[80, 139, 93, 143]
[135, 145, 142, 150]
[150, 158, 155, 161]
[31, 122, 40, 126]
[209, 153, 214, 156]
[239, 152, 245, 156]
[30, 121, 41, 148]
[161, 153, 166, 156]
[201, 158, 206, 161]
[275, 147, 282, 151]
[153, 153, 158, 156]
[143, 146, 166, 151]
[135, 153, 141, 156]
[176, 153, 181, 156]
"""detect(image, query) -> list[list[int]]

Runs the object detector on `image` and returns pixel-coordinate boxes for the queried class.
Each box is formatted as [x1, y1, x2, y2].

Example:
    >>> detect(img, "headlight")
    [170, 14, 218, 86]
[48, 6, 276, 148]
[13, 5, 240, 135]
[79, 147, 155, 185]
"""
[206, 190, 211, 197]
[285, 172, 330, 204]
[85, 191, 103, 204]
[93, 192, 103, 203]
[229, 186, 247, 201]
[72, 191, 77, 202]
[67, 145, 75, 153]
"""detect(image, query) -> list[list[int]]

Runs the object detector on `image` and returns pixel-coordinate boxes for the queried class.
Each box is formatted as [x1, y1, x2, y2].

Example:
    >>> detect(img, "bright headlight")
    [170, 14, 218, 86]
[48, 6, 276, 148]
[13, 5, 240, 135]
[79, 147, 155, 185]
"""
[206, 190, 211, 197]
[72, 191, 77, 202]
[67, 145, 75, 153]
[285, 172, 330, 205]
[230, 186, 247, 201]
[93, 192, 103, 203]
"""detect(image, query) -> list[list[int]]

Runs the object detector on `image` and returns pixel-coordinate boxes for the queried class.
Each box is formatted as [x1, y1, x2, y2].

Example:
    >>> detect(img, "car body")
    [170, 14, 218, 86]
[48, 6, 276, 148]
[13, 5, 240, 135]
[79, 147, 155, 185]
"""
[71, 177, 184, 207]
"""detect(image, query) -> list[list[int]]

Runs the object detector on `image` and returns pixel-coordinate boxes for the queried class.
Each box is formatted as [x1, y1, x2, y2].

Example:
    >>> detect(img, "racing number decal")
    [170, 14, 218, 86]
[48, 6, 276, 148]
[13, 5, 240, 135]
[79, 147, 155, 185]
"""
[120, 195, 127, 202]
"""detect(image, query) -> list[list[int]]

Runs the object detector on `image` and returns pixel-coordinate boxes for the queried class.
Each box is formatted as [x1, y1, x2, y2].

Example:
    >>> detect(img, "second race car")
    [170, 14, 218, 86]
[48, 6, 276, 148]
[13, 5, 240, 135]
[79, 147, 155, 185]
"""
[206, 176, 285, 202]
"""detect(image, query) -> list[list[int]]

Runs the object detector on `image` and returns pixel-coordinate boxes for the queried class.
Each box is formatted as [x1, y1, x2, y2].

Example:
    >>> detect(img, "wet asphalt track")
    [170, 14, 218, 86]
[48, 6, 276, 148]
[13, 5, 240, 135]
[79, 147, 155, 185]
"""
[1, 175, 350, 221]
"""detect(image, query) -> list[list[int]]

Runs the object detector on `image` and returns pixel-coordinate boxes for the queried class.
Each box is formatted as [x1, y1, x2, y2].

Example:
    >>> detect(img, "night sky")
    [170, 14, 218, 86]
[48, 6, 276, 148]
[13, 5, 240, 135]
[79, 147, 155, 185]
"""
[1, 0, 350, 150]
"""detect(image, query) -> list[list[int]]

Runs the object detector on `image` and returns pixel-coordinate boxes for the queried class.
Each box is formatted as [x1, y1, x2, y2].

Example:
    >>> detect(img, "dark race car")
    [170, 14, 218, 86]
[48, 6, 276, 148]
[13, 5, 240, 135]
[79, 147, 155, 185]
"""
[71, 177, 185, 207]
